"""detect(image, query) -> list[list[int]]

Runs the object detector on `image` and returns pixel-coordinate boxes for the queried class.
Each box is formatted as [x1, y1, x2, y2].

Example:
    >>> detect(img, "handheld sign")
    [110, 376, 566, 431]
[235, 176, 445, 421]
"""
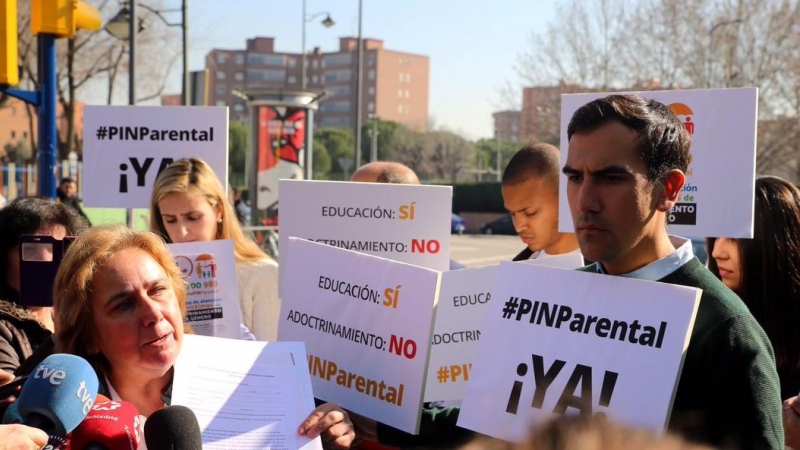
[83, 105, 229, 208]
[279, 238, 441, 434]
[277, 180, 452, 287]
[167, 240, 243, 340]
[425, 253, 585, 402]
[458, 263, 700, 442]
[559, 88, 757, 238]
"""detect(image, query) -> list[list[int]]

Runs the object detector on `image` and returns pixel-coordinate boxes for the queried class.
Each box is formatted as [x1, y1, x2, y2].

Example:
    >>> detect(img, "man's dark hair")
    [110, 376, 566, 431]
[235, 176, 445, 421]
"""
[567, 94, 692, 181]
[502, 143, 561, 188]
[59, 177, 75, 186]
[0, 196, 90, 303]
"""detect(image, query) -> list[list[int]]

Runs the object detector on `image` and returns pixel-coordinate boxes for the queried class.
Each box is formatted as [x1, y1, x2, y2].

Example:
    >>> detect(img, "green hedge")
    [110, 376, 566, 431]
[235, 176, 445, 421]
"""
[451, 182, 504, 213]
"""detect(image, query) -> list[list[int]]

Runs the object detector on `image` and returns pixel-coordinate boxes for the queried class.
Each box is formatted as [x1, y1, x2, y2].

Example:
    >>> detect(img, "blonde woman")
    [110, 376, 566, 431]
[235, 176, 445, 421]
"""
[150, 158, 280, 341]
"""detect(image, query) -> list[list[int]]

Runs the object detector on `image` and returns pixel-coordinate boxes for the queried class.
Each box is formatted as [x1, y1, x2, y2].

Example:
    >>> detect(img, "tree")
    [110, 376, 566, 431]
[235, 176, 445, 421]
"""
[228, 121, 248, 187]
[313, 128, 354, 180]
[427, 131, 476, 183]
[513, 0, 800, 182]
[360, 119, 402, 162]
[312, 140, 332, 179]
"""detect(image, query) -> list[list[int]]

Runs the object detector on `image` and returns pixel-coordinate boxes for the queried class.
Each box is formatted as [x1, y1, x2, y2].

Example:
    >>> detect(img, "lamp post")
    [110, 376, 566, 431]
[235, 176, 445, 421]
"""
[495, 132, 502, 182]
[707, 18, 743, 88]
[301, 1, 335, 90]
[106, 1, 188, 105]
[368, 114, 379, 162]
[354, 0, 364, 169]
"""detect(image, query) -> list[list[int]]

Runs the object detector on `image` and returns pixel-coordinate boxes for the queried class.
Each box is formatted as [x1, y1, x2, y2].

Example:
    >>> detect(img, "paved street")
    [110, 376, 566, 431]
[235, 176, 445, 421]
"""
[449, 234, 522, 268]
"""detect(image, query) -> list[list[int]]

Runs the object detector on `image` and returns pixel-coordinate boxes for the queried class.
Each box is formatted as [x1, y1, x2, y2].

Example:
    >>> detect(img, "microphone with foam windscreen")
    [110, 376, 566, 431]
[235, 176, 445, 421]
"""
[144, 405, 203, 450]
[69, 400, 142, 450]
[11, 353, 99, 439]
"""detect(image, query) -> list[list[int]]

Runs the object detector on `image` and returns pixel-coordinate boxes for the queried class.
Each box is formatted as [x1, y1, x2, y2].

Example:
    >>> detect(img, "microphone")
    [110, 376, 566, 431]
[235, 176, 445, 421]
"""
[144, 405, 203, 450]
[69, 400, 142, 450]
[12, 353, 99, 438]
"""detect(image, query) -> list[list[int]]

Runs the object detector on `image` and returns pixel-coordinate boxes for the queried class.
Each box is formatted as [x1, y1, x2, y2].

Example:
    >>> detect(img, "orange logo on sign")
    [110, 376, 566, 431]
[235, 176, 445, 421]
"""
[668, 103, 695, 135]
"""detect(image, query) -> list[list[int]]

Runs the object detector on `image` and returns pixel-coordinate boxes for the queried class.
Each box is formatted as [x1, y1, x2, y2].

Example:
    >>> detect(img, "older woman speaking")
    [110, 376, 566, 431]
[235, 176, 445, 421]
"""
[53, 225, 355, 448]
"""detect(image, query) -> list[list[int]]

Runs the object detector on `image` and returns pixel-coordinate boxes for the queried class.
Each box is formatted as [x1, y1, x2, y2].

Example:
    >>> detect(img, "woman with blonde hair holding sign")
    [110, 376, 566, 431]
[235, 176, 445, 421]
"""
[150, 158, 280, 341]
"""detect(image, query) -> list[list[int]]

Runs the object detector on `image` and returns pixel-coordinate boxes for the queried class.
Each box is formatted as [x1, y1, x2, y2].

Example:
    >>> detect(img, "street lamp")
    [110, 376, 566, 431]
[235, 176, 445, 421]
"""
[106, 1, 189, 105]
[301, 0, 335, 90]
[707, 18, 743, 88]
[367, 114, 380, 162]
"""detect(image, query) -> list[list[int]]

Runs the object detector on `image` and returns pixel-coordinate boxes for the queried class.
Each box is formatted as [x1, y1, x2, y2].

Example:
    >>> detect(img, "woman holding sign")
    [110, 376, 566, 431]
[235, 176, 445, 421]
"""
[53, 225, 355, 447]
[150, 158, 280, 342]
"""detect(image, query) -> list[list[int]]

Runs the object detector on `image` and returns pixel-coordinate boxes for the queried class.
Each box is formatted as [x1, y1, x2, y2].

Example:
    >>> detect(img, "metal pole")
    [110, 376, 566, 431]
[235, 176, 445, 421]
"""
[707, 26, 713, 89]
[128, 1, 136, 227]
[37, 35, 57, 199]
[495, 137, 501, 182]
[353, 0, 363, 168]
[182, 0, 189, 105]
[301, 0, 307, 90]
[370, 117, 378, 162]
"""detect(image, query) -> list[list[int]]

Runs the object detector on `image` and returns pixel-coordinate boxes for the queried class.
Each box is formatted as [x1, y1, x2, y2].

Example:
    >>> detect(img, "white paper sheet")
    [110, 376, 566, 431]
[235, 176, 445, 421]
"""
[172, 334, 323, 450]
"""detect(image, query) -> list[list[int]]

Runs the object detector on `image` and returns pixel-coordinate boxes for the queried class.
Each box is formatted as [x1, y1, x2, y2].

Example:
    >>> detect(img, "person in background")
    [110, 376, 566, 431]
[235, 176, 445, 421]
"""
[53, 225, 355, 448]
[150, 158, 279, 341]
[564, 94, 782, 449]
[501, 144, 581, 261]
[56, 177, 91, 225]
[0, 197, 89, 372]
[350, 161, 466, 270]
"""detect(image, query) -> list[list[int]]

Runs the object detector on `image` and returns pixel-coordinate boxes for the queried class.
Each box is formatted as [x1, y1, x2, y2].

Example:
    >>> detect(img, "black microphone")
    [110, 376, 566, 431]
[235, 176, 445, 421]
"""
[144, 405, 202, 450]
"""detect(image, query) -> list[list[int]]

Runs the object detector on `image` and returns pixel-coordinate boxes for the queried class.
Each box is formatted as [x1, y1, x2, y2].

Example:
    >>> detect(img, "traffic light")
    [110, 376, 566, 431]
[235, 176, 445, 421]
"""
[0, 0, 18, 85]
[31, 0, 102, 38]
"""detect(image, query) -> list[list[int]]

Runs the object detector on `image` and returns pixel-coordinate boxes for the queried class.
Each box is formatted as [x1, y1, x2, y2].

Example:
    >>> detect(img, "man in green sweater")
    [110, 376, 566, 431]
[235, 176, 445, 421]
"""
[362, 94, 783, 449]
[561, 94, 782, 449]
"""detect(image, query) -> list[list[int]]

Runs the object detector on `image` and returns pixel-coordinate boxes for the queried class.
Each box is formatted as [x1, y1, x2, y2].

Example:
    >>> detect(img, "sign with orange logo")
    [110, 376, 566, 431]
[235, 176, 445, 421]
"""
[168, 240, 243, 339]
[559, 88, 757, 238]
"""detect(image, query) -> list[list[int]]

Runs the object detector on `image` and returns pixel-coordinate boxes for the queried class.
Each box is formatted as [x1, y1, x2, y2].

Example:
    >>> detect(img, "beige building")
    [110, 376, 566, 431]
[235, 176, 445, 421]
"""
[204, 36, 429, 131]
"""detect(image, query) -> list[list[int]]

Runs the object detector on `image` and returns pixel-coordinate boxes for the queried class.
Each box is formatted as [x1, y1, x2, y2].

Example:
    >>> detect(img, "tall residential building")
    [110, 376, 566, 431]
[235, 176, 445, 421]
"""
[492, 110, 520, 143]
[205, 37, 429, 131]
[519, 81, 586, 145]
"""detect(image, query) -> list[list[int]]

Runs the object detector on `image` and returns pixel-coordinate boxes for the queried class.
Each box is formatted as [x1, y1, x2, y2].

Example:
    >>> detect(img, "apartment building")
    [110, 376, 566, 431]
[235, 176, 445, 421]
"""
[205, 36, 429, 131]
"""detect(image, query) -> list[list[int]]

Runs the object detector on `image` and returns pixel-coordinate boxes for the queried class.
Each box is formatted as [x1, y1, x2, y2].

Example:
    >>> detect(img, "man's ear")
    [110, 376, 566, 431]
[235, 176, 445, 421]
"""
[656, 169, 686, 212]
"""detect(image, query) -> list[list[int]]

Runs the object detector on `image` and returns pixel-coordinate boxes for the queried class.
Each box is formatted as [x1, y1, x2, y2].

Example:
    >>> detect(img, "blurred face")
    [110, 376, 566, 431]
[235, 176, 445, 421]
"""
[502, 177, 562, 253]
[157, 189, 221, 243]
[564, 121, 665, 274]
[89, 247, 183, 379]
[6, 223, 67, 296]
[712, 238, 741, 291]
[62, 182, 77, 198]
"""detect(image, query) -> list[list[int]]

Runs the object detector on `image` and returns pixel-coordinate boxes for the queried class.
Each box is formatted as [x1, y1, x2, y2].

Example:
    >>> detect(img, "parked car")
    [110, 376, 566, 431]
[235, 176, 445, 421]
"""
[451, 213, 466, 235]
[480, 215, 516, 235]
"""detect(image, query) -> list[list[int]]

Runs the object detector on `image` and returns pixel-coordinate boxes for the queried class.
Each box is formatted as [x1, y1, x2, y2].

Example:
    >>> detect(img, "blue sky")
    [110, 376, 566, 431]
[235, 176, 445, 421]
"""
[158, 0, 558, 140]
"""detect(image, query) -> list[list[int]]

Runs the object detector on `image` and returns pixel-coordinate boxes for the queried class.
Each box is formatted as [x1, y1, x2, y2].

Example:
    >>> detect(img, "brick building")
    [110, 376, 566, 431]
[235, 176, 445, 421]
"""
[492, 110, 520, 143]
[203, 37, 429, 131]
[0, 97, 84, 158]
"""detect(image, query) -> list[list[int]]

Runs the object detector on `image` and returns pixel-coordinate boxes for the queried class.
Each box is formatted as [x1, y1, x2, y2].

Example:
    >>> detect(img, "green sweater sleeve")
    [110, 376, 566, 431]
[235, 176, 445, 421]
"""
[377, 406, 474, 448]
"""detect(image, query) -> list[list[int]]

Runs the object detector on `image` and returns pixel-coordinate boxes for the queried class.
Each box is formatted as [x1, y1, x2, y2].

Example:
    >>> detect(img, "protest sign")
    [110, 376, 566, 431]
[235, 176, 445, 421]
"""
[425, 253, 585, 402]
[168, 240, 242, 340]
[277, 179, 452, 286]
[83, 105, 228, 208]
[458, 263, 700, 442]
[559, 88, 757, 238]
[279, 238, 441, 434]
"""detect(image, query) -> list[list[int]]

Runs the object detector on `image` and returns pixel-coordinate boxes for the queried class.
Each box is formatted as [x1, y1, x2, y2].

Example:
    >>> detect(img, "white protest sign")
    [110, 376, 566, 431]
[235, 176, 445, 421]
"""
[458, 263, 700, 442]
[278, 238, 441, 434]
[559, 88, 757, 238]
[83, 105, 229, 208]
[168, 240, 242, 340]
[425, 253, 585, 402]
[277, 180, 452, 286]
